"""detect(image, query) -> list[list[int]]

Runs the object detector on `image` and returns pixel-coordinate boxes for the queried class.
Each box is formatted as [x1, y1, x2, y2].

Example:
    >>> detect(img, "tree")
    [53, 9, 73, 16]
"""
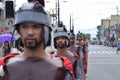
[96, 25, 101, 41]
[81, 33, 91, 40]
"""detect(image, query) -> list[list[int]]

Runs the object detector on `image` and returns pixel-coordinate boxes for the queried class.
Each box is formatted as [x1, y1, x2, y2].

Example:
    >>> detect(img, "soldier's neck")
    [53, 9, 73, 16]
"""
[57, 48, 69, 55]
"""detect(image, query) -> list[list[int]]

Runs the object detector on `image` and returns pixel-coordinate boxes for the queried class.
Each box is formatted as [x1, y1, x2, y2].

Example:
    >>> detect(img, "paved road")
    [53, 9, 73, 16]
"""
[0, 45, 120, 80]
[88, 45, 117, 54]
[86, 45, 120, 80]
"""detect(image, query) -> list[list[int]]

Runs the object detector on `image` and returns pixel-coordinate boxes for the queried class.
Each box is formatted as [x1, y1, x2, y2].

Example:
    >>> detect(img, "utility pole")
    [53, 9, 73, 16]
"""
[116, 6, 120, 40]
[108, 19, 110, 34]
[56, 0, 67, 27]
[69, 14, 71, 31]
[116, 6, 119, 26]
[116, 6, 119, 16]
[72, 14, 74, 33]
[69, 13, 74, 33]
[57, 0, 60, 27]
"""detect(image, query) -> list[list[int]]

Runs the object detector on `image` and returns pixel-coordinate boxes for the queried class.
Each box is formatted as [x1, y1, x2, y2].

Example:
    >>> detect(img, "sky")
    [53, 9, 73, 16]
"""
[15, 0, 120, 38]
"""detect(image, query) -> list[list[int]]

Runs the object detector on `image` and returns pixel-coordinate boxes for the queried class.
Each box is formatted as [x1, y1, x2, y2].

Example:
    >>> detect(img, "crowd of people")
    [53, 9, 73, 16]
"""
[0, 1, 89, 80]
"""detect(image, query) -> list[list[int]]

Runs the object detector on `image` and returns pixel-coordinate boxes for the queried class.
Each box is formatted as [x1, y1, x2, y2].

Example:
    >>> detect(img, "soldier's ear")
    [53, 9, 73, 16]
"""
[16, 27, 20, 35]
[17, 30, 20, 35]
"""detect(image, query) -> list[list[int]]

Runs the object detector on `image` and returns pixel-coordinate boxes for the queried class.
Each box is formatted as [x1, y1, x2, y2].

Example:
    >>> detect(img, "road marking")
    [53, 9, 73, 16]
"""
[88, 51, 117, 54]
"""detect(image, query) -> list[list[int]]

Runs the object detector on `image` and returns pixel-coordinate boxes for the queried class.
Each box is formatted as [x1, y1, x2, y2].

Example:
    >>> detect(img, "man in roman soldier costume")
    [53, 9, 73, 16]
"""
[0, 1, 74, 80]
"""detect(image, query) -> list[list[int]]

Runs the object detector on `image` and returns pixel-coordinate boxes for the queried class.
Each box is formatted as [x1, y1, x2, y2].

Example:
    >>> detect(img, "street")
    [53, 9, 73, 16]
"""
[0, 44, 120, 80]
[86, 45, 120, 80]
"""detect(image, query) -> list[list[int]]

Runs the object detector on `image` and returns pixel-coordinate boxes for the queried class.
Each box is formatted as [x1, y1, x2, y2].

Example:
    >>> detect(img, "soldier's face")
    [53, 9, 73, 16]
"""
[77, 37, 82, 42]
[18, 23, 43, 49]
[70, 38, 75, 45]
[55, 36, 67, 48]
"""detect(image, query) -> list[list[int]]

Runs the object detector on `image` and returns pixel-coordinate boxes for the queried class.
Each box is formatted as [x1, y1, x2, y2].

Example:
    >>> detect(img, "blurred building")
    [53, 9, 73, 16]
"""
[100, 15, 120, 43]
[0, 0, 14, 34]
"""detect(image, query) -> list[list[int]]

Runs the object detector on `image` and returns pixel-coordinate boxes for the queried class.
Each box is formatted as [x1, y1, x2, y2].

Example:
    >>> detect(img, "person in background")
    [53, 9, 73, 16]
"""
[116, 38, 120, 54]
[51, 27, 84, 80]
[68, 31, 84, 61]
[2, 41, 10, 56]
[0, 2, 74, 80]
[68, 31, 86, 80]
[76, 31, 89, 77]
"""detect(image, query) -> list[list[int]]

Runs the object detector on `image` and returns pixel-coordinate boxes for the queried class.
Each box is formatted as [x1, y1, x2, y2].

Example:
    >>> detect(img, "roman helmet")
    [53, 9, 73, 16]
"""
[27, 0, 45, 7]
[53, 27, 70, 48]
[68, 32, 75, 39]
[76, 31, 83, 40]
[14, 1, 52, 48]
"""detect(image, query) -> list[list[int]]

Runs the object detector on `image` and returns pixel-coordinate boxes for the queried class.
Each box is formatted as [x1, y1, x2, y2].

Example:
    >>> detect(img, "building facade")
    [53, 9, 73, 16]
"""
[101, 15, 120, 43]
[0, 0, 15, 34]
